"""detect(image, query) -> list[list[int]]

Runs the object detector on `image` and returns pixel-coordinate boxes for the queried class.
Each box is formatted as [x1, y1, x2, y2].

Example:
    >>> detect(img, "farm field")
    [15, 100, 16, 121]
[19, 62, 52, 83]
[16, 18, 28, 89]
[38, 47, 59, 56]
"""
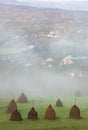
[0, 96, 88, 130]
[0, 2, 88, 130]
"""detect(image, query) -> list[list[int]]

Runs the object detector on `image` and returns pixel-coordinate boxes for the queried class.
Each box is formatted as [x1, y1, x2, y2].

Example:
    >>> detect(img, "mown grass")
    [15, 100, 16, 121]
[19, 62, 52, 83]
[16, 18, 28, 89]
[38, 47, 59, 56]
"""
[0, 96, 88, 130]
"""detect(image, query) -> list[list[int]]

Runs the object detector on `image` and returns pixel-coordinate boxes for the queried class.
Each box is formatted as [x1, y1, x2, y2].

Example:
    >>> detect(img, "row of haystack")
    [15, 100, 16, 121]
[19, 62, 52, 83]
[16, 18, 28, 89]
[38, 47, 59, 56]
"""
[7, 99, 81, 121]
[7, 93, 28, 113]
[10, 107, 38, 121]
[18, 93, 64, 107]
[9, 92, 64, 107]
[9, 90, 81, 105]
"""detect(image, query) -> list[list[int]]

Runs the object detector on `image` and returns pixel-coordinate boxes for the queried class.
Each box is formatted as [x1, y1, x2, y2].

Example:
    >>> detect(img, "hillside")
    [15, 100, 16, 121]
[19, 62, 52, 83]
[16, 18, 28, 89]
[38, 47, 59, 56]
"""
[0, 4, 88, 78]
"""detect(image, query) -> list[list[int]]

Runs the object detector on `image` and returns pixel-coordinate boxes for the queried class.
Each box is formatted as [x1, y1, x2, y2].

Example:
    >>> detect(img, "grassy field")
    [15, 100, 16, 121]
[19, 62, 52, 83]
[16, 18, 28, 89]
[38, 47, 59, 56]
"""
[0, 96, 88, 130]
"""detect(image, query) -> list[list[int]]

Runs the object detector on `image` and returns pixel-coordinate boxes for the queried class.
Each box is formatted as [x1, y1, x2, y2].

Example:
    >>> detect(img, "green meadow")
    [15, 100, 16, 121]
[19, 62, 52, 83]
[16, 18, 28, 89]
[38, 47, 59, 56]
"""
[0, 96, 88, 130]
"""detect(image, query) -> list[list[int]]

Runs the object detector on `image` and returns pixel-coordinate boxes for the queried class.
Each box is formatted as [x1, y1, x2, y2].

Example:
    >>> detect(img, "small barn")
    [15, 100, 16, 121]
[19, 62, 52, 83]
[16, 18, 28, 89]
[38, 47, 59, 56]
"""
[27, 107, 38, 119]
[17, 93, 28, 103]
[7, 99, 17, 113]
[10, 109, 22, 121]
[44, 104, 56, 120]
[56, 98, 63, 107]
[69, 105, 81, 119]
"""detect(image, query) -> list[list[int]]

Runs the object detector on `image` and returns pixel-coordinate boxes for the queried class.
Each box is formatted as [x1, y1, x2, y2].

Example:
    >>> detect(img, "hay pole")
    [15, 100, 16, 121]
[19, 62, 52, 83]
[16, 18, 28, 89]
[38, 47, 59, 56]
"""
[75, 98, 77, 105]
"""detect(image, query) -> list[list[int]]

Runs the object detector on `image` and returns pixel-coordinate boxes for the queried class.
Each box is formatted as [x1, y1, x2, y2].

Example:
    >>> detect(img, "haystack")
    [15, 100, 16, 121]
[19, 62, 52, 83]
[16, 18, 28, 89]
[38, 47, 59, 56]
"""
[17, 93, 28, 103]
[56, 98, 63, 107]
[27, 107, 38, 119]
[69, 105, 81, 119]
[7, 99, 17, 113]
[74, 90, 81, 97]
[10, 109, 22, 121]
[44, 104, 56, 120]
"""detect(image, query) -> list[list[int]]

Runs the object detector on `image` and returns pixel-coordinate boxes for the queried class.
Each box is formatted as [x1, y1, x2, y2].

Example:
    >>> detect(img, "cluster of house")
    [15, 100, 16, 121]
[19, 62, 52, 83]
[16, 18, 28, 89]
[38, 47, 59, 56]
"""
[7, 93, 81, 121]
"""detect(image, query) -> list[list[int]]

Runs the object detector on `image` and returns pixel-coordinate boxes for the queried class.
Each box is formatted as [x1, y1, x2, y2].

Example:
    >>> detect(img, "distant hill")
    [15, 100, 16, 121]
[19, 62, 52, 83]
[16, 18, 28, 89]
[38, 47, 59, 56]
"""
[0, 4, 88, 78]
[0, 0, 88, 11]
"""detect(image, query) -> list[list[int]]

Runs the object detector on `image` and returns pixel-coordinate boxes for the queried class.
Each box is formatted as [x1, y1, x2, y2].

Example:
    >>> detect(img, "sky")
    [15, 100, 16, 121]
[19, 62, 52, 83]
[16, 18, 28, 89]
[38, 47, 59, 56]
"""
[0, 0, 88, 10]
[17, 0, 88, 11]
[17, 0, 88, 2]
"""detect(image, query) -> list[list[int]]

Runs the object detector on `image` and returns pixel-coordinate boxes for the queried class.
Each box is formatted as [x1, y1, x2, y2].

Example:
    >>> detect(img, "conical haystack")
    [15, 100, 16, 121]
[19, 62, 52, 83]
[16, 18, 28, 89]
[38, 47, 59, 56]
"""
[10, 109, 22, 121]
[74, 90, 81, 97]
[44, 104, 56, 120]
[27, 107, 38, 119]
[69, 105, 81, 119]
[56, 98, 63, 107]
[17, 93, 28, 103]
[7, 99, 17, 113]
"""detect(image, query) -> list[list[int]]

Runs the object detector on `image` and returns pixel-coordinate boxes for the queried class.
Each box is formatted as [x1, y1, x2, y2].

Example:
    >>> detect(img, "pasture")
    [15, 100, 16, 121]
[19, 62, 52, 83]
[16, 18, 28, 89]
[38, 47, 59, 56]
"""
[0, 96, 88, 130]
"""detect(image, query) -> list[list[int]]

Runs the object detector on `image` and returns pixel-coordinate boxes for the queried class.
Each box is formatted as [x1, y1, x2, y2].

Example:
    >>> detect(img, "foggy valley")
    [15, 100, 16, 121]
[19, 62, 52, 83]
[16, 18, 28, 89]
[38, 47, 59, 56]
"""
[0, 4, 88, 98]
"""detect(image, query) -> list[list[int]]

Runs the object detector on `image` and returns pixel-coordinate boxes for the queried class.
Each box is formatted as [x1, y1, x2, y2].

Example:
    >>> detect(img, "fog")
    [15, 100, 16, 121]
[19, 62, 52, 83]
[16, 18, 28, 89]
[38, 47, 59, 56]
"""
[0, 51, 88, 98]
[0, 32, 88, 98]
[0, 3, 88, 98]
[0, 72, 88, 98]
